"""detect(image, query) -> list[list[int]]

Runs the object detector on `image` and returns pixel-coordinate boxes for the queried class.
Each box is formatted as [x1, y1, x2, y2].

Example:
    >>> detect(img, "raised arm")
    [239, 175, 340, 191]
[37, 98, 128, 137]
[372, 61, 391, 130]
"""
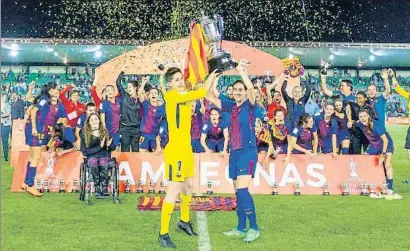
[267, 73, 285, 105]
[381, 69, 391, 99]
[206, 75, 222, 109]
[237, 60, 255, 105]
[280, 76, 291, 103]
[392, 77, 410, 99]
[137, 76, 149, 103]
[25, 82, 35, 103]
[116, 71, 127, 97]
[302, 82, 312, 104]
[59, 84, 73, 106]
[320, 74, 333, 97]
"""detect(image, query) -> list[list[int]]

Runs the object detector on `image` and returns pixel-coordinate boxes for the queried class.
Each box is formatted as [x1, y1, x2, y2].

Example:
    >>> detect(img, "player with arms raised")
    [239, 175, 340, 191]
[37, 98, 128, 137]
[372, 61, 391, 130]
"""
[158, 67, 217, 248]
[207, 59, 260, 243]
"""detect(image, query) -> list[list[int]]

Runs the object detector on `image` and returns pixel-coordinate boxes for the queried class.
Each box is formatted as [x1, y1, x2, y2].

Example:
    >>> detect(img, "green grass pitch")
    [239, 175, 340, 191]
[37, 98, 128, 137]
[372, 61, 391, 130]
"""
[2, 125, 410, 251]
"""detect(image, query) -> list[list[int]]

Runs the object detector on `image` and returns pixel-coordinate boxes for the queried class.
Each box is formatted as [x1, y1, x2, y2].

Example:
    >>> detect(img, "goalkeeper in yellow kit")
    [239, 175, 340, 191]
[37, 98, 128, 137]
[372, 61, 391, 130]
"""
[158, 67, 217, 248]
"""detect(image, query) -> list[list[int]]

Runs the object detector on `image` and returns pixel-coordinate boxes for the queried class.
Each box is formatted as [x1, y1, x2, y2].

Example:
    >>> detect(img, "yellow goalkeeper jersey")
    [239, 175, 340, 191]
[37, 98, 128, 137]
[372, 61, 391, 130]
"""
[164, 87, 207, 151]
[394, 84, 410, 121]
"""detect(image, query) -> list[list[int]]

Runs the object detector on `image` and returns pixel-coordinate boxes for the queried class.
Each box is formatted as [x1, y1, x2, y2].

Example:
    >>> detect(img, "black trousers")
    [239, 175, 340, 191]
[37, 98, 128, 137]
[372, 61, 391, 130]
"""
[349, 128, 369, 154]
[119, 125, 140, 152]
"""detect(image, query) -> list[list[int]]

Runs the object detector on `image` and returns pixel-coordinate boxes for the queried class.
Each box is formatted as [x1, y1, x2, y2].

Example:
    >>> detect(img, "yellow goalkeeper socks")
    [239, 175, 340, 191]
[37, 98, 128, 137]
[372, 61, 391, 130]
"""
[179, 193, 192, 223]
[160, 201, 175, 235]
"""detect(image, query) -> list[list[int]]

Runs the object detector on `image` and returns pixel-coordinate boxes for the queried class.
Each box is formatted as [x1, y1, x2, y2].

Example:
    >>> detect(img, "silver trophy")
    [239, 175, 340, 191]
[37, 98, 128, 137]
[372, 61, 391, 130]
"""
[360, 183, 368, 196]
[72, 180, 79, 193]
[271, 181, 279, 196]
[294, 182, 301, 196]
[323, 182, 330, 196]
[125, 179, 131, 193]
[44, 180, 49, 193]
[148, 179, 155, 194]
[136, 180, 143, 194]
[159, 180, 166, 194]
[59, 180, 65, 193]
[207, 181, 213, 195]
[199, 13, 237, 73]
[341, 182, 349, 196]
[381, 181, 388, 195]
[369, 183, 376, 195]
[36, 179, 42, 191]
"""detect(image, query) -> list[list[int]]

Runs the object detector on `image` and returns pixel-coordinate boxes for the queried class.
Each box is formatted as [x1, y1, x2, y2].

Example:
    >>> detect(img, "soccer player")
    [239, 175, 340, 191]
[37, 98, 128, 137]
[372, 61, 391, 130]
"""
[75, 102, 96, 147]
[333, 99, 350, 154]
[206, 59, 260, 243]
[59, 83, 85, 129]
[191, 100, 205, 153]
[267, 109, 289, 156]
[22, 82, 57, 197]
[99, 85, 121, 148]
[366, 69, 391, 128]
[281, 73, 311, 131]
[138, 78, 166, 152]
[226, 84, 234, 100]
[356, 110, 401, 200]
[347, 91, 378, 154]
[320, 74, 355, 102]
[255, 118, 270, 154]
[201, 108, 229, 154]
[289, 114, 318, 155]
[391, 73, 410, 161]
[314, 103, 338, 155]
[158, 67, 216, 248]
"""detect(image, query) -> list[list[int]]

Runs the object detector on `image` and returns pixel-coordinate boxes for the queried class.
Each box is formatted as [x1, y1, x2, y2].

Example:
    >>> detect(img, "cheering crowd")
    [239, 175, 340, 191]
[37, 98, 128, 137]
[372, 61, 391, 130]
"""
[0, 64, 405, 201]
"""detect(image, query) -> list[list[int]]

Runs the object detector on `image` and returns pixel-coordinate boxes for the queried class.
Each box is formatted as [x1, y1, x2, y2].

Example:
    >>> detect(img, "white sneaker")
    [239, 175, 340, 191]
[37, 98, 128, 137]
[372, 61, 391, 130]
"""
[385, 192, 402, 200]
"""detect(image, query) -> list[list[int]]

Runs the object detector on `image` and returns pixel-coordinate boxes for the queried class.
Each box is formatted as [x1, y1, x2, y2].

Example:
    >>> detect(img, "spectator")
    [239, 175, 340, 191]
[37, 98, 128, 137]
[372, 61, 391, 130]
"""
[1, 95, 11, 161]
[10, 92, 25, 120]
[80, 113, 116, 197]
[266, 74, 287, 120]
[305, 96, 320, 116]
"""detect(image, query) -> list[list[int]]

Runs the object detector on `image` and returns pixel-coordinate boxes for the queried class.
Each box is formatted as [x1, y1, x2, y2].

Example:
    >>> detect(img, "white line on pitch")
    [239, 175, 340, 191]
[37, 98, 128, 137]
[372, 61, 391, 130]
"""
[196, 193, 212, 251]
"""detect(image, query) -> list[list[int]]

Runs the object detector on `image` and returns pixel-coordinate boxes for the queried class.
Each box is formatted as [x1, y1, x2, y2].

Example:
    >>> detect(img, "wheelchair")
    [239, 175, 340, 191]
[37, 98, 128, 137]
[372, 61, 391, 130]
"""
[79, 157, 120, 205]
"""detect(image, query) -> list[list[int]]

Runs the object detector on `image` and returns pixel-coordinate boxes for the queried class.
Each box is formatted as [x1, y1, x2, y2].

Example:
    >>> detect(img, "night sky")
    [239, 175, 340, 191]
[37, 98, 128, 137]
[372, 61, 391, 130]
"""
[1, 0, 409, 42]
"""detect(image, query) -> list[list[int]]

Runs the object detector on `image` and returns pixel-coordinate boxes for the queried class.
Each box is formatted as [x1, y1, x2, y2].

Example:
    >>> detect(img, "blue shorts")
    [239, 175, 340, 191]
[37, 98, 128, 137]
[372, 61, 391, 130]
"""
[25, 123, 48, 147]
[160, 136, 168, 149]
[206, 140, 224, 152]
[366, 133, 394, 155]
[319, 146, 332, 154]
[228, 147, 258, 180]
[110, 131, 120, 147]
[63, 127, 76, 143]
[337, 128, 350, 146]
[139, 135, 157, 151]
[257, 145, 269, 153]
[192, 139, 205, 153]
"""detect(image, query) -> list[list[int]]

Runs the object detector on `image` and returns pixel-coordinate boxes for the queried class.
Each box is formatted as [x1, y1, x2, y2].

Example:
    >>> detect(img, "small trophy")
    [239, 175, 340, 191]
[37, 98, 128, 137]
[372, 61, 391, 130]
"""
[323, 182, 330, 196]
[71, 180, 79, 193]
[159, 180, 166, 194]
[59, 180, 65, 193]
[271, 181, 279, 196]
[381, 181, 388, 195]
[369, 183, 376, 195]
[207, 181, 213, 195]
[360, 183, 368, 196]
[136, 180, 143, 194]
[294, 182, 301, 196]
[44, 180, 49, 193]
[341, 182, 349, 196]
[36, 179, 42, 192]
[125, 180, 131, 193]
[320, 61, 331, 75]
[148, 179, 155, 194]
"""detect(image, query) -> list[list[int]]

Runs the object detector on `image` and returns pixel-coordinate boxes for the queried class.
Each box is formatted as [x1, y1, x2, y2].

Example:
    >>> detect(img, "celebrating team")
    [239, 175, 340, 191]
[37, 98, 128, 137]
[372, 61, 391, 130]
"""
[19, 61, 403, 246]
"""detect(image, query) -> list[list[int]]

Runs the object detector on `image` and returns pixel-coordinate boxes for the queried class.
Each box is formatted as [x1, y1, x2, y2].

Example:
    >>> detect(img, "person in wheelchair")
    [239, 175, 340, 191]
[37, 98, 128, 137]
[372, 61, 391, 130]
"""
[80, 113, 116, 197]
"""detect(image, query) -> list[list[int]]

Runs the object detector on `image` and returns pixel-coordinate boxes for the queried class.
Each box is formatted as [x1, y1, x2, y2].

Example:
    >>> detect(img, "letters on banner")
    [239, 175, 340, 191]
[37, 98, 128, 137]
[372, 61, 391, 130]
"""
[10, 152, 385, 195]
